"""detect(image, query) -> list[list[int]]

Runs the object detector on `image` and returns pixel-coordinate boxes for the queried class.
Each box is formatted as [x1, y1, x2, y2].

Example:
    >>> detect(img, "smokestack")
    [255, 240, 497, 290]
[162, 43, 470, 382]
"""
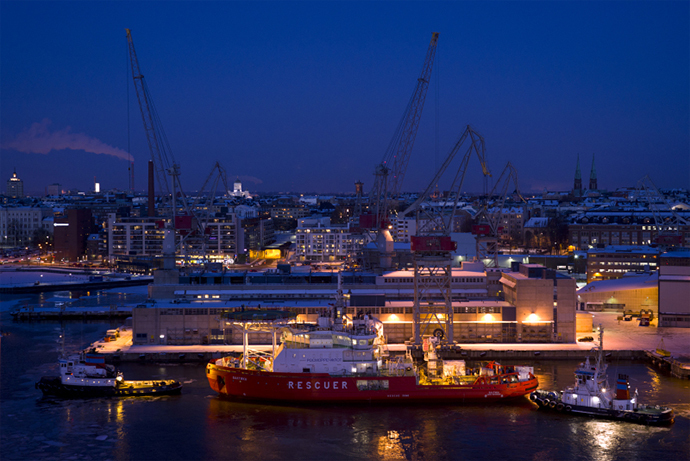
[148, 160, 155, 217]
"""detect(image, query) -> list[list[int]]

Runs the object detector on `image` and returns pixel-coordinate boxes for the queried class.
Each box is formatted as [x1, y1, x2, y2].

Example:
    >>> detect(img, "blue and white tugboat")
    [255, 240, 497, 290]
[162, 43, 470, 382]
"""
[530, 326, 674, 426]
[36, 352, 182, 398]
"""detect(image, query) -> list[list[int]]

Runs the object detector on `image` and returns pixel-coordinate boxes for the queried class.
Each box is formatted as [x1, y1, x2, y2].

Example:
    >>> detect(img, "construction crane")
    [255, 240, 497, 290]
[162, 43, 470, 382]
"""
[473, 162, 526, 268]
[359, 32, 439, 270]
[402, 125, 490, 345]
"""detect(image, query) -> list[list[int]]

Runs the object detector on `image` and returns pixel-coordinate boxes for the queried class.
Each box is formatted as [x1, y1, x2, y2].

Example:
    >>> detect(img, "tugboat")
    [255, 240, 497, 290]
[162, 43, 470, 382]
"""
[530, 326, 674, 425]
[206, 277, 539, 404]
[36, 352, 182, 398]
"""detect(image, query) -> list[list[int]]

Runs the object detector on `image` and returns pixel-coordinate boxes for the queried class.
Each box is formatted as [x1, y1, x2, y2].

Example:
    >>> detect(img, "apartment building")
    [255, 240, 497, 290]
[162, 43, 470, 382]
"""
[295, 216, 354, 262]
[107, 213, 240, 263]
[0, 206, 53, 247]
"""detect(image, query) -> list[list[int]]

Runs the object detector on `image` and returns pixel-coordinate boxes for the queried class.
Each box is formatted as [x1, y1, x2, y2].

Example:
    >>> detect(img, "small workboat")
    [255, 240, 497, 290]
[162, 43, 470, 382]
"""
[530, 326, 674, 425]
[36, 352, 182, 398]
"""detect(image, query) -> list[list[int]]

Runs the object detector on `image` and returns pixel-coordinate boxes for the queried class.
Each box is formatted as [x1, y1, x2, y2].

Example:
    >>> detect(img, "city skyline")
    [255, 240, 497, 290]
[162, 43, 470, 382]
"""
[1, 1, 688, 195]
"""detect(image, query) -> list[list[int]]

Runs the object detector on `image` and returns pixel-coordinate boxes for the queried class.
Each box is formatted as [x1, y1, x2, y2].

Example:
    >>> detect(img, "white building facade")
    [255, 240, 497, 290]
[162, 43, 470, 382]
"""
[295, 216, 354, 262]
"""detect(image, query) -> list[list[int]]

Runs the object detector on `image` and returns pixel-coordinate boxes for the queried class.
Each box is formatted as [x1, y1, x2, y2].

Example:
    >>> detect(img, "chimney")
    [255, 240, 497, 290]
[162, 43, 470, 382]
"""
[148, 160, 155, 217]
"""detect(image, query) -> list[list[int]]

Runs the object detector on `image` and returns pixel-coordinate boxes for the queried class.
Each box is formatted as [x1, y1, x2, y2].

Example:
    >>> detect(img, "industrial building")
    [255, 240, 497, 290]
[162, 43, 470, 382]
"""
[658, 249, 690, 327]
[133, 261, 577, 345]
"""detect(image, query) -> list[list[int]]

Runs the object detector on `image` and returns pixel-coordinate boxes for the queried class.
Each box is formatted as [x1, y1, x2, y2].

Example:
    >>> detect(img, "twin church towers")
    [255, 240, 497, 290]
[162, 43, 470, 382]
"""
[573, 154, 597, 196]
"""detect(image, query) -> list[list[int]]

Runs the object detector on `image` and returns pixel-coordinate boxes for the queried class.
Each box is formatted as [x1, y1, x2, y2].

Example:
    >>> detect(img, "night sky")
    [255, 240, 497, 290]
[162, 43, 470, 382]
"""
[1, 1, 688, 195]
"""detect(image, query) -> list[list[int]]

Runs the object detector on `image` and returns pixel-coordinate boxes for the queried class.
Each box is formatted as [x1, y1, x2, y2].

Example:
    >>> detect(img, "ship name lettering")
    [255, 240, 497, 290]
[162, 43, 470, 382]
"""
[287, 381, 348, 390]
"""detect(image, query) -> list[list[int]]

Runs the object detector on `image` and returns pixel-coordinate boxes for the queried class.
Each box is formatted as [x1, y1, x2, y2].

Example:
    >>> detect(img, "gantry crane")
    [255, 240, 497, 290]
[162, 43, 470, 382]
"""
[360, 32, 439, 270]
[402, 125, 490, 345]
[473, 162, 526, 267]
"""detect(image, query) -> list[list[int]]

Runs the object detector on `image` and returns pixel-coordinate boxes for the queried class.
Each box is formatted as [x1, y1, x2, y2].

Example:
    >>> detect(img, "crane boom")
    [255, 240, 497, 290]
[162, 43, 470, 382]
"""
[126, 27, 188, 210]
[403, 125, 490, 235]
[369, 32, 439, 228]
[474, 162, 525, 267]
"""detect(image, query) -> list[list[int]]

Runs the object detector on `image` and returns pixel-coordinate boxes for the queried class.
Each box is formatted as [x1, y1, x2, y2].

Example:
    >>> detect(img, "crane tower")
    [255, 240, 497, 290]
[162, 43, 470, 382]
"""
[403, 125, 490, 345]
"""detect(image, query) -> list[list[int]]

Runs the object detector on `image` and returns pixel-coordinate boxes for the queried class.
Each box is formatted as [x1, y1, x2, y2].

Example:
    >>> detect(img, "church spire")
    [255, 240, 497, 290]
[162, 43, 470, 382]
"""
[573, 154, 583, 196]
[589, 154, 597, 190]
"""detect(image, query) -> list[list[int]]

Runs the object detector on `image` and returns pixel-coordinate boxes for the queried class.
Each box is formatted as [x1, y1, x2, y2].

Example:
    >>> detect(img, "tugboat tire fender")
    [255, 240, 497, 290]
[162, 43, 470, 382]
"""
[565, 405, 572, 412]
[556, 403, 564, 411]
[530, 393, 538, 401]
[549, 401, 557, 409]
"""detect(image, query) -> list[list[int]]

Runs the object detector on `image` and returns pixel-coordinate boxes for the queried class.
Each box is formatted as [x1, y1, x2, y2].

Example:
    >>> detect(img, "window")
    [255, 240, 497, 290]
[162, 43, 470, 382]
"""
[356, 380, 389, 391]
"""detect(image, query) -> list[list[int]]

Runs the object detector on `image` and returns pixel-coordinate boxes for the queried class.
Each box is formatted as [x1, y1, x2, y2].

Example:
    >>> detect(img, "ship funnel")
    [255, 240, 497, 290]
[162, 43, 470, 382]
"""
[616, 374, 630, 400]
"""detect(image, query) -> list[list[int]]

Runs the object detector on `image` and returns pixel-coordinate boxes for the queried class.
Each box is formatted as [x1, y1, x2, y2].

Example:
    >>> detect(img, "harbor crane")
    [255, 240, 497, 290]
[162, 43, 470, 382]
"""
[473, 162, 526, 267]
[360, 32, 439, 270]
[126, 29, 190, 216]
[126, 29, 233, 264]
[402, 125, 490, 345]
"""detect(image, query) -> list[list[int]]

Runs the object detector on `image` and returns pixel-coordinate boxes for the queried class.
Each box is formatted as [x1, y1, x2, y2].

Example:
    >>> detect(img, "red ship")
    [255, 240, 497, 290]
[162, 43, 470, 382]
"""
[207, 283, 538, 403]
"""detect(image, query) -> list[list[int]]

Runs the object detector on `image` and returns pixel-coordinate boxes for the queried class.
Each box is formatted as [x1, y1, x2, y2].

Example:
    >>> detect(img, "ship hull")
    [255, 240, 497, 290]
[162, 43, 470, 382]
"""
[530, 390, 674, 426]
[36, 376, 182, 398]
[207, 362, 538, 403]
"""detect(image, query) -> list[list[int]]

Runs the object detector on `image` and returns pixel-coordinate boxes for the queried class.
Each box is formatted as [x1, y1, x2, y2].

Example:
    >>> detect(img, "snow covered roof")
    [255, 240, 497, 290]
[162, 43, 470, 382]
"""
[524, 217, 549, 228]
[577, 272, 658, 294]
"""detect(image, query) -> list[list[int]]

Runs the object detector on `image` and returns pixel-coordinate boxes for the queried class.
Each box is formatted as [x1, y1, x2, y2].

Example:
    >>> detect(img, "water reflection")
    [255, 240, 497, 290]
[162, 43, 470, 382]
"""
[5, 303, 689, 461]
[377, 430, 406, 460]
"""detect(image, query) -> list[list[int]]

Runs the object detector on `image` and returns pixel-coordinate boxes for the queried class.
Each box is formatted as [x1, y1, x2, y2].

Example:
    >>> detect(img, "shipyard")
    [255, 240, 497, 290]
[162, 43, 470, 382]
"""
[2, 2, 689, 460]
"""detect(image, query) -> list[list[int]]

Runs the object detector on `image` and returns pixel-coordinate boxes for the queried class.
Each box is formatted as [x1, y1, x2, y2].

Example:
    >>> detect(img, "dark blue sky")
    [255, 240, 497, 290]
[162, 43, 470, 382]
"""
[1, 1, 688, 195]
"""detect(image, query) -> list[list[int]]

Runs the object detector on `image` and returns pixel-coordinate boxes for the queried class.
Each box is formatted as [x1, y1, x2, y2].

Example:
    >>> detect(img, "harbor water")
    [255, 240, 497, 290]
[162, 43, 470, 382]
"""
[1, 291, 689, 461]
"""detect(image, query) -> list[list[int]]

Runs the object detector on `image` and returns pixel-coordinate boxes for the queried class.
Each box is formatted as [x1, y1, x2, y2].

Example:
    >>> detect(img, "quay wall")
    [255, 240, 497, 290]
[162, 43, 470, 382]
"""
[646, 351, 690, 379]
[96, 346, 647, 364]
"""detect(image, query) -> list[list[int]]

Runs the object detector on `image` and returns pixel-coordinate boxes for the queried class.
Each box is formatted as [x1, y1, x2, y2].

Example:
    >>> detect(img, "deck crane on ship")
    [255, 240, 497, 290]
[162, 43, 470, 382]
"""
[358, 32, 439, 271]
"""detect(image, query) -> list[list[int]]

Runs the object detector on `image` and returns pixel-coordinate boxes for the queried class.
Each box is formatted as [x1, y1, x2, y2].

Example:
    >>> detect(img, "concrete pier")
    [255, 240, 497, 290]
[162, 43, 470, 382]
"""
[646, 350, 690, 379]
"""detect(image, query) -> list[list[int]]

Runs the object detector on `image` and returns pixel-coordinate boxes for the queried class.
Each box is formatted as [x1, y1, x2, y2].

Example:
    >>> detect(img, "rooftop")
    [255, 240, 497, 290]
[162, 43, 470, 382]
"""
[577, 272, 658, 294]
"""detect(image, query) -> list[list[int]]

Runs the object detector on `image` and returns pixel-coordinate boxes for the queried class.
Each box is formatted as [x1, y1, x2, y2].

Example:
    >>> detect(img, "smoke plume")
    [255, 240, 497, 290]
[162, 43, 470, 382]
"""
[1, 119, 133, 161]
